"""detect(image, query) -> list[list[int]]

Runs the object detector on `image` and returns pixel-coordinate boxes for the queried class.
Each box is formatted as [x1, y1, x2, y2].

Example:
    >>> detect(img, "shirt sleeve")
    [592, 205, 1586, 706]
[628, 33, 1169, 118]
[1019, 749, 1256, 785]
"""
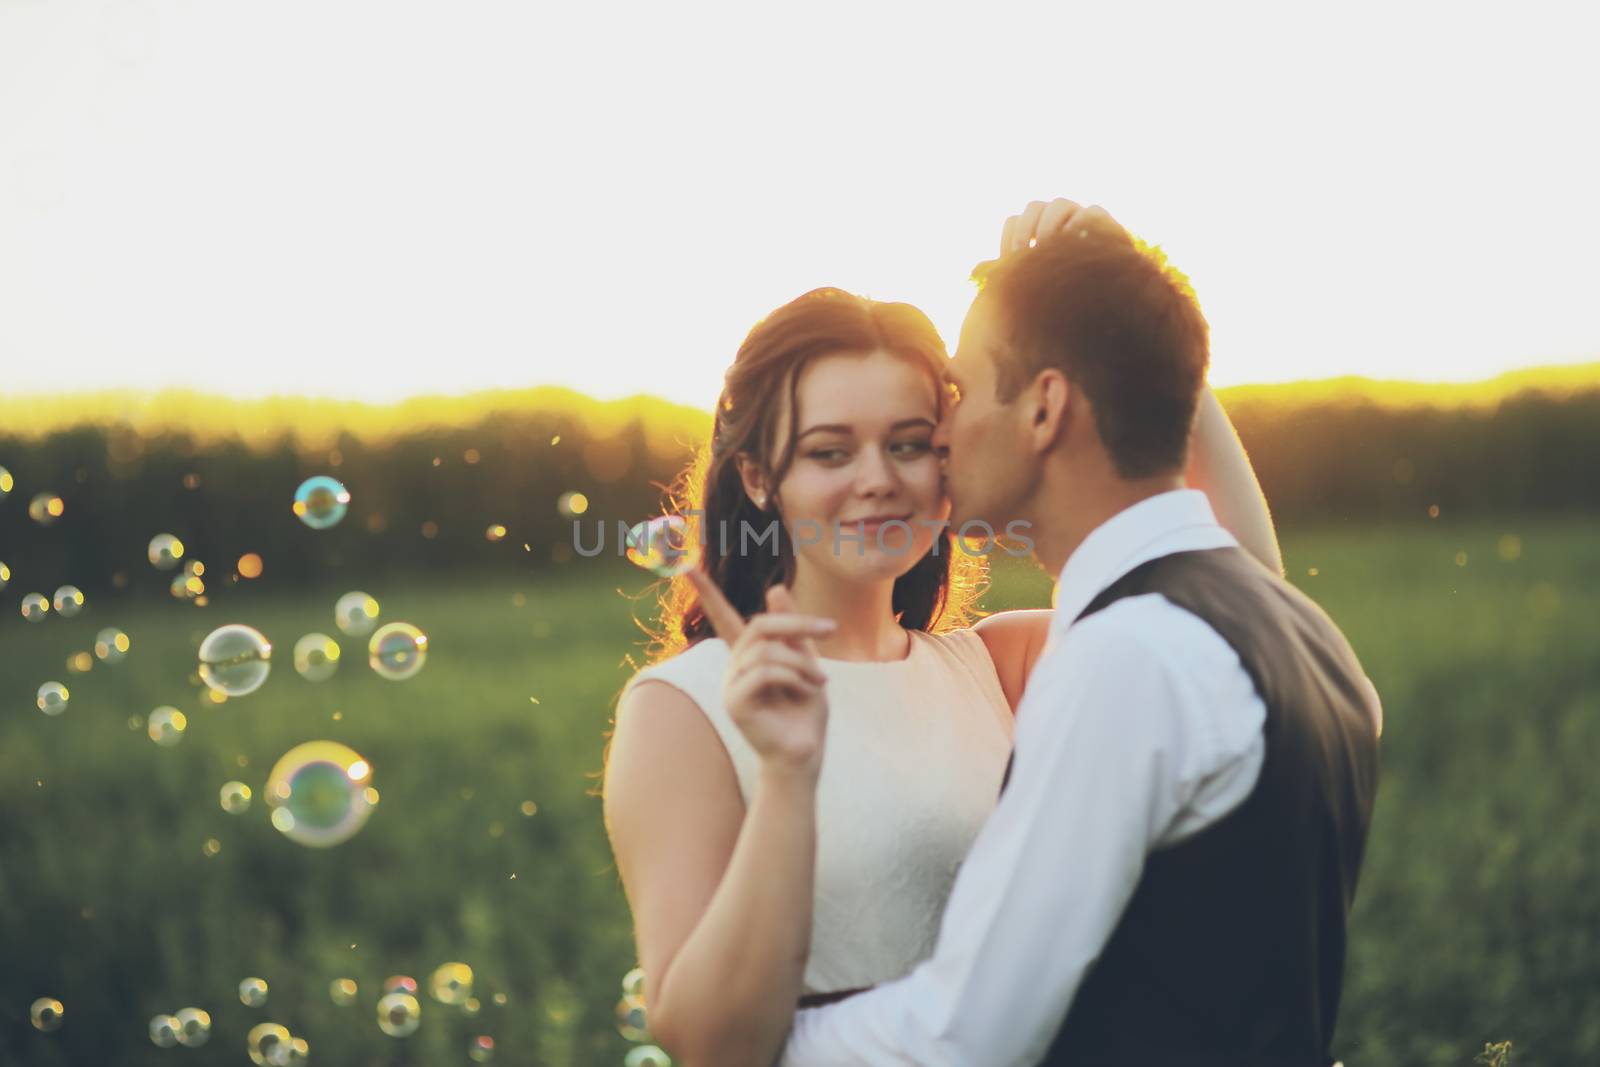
[781, 603, 1243, 1067]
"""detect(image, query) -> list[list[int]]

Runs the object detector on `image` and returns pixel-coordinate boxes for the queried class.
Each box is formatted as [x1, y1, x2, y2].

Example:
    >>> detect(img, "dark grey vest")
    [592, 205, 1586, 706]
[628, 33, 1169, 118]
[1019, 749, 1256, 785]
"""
[1007, 545, 1380, 1067]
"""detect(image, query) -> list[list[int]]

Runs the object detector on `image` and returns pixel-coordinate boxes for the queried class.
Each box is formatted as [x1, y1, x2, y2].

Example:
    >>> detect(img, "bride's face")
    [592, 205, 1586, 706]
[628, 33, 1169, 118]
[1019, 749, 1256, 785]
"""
[758, 349, 948, 584]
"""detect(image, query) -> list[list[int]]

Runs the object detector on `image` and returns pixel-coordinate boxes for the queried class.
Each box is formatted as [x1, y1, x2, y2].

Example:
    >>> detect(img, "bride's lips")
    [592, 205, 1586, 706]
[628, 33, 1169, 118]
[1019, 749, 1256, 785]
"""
[848, 514, 912, 530]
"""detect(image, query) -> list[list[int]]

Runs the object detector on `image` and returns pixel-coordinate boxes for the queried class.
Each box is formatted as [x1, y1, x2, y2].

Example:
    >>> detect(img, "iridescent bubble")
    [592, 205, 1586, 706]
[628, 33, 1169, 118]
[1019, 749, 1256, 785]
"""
[29, 997, 64, 1032]
[485, 523, 507, 542]
[368, 622, 427, 681]
[334, 591, 380, 637]
[265, 741, 376, 848]
[174, 1007, 211, 1047]
[36, 681, 68, 716]
[94, 627, 130, 663]
[616, 998, 649, 1042]
[52, 585, 84, 617]
[469, 1035, 495, 1062]
[0, 466, 11, 498]
[239, 977, 269, 1007]
[293, 633, 341, 681]
[220, 781, 252, 814]
[286, 1036, 310, 1065]
[383, 975, 418, 995]
[246, 1022, 292, 1066]
[621, 966, 646, 1006]
[149, 1014, 180, 1048]
[21, 592, 49, 622]
[293, 475, 351, 530]
[429, 962, 473, 1006]
[198, 624, 272, 697]
[28, 492, 64, 526]
[329, 978, 359, 1006]
[626, 516, 700, 578]
[461, 996, 481, 1016]
[625, 1046, 672, 1067]
[376, 992, 421, 1038]
[0, 560, 10, 590]
[172, 572, 206, 600]
[148, 706, 187, 746]
[557, 490, 589, 517]
[148, 533, 184, 570]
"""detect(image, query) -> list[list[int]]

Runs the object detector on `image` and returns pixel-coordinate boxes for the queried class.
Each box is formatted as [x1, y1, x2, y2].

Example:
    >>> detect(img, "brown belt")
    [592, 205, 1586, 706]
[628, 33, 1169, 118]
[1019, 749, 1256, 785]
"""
[797, 987, 868, 1009]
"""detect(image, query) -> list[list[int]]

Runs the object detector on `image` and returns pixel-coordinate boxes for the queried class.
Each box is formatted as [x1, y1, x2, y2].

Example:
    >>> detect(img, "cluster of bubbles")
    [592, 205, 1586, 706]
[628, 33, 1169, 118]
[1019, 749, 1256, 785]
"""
[626, 515, 700, 578]
[9, 466, 671, 1058]
[148, 1006, 211, 1048]
[615, 967, 670, 1064]
[246, 1021, 309, 1065]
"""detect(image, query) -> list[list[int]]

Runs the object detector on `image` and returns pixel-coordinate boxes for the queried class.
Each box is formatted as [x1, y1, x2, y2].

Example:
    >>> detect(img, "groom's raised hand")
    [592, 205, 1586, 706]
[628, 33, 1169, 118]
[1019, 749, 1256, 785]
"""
[1000, 198, 1128, 255]
[688, 569, 835, 781]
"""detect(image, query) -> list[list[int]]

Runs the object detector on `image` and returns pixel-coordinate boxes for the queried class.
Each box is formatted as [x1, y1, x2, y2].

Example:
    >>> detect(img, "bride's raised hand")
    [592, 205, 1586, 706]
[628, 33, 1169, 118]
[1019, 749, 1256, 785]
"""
[1000, 197, 1128, 255]
[688, 571, 835, 781]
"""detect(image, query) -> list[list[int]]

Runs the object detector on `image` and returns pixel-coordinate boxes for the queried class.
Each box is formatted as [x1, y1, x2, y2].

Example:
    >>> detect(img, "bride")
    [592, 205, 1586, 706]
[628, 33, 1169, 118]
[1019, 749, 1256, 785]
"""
[603, 211, 1280, 1067]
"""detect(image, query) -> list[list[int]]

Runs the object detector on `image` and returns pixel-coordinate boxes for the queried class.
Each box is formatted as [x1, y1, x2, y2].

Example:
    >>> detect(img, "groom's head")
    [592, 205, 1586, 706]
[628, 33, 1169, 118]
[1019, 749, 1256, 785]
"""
[933, 217, 1210, 534]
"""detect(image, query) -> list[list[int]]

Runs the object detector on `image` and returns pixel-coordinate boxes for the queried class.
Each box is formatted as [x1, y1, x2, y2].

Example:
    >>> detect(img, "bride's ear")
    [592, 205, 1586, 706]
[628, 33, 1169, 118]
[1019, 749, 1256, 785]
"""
[734, 454, 771, 511]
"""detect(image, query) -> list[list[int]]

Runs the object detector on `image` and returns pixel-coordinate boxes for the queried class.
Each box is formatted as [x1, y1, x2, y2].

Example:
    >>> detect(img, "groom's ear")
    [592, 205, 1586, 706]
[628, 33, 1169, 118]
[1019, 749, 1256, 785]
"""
[1027, 369, 1073, 453]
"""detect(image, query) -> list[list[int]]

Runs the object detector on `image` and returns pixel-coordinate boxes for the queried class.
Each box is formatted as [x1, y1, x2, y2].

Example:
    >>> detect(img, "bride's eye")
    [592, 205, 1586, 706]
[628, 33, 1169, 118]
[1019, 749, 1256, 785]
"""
[889, 439, 932, 458]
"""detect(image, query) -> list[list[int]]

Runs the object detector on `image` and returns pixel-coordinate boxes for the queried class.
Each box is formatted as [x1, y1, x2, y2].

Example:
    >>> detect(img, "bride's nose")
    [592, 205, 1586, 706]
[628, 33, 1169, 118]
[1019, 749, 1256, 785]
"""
[854, 445, 900, 496]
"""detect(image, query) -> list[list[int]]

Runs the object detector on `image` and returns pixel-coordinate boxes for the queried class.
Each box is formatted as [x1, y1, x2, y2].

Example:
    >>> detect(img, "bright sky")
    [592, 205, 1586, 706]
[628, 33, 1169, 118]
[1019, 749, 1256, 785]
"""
[2, 0, 1595, 410]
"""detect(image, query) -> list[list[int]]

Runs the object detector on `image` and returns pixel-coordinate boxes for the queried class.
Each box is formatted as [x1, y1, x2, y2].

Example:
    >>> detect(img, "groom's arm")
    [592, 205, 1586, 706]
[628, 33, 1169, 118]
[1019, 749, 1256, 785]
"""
[780, 604, 1264, 1067]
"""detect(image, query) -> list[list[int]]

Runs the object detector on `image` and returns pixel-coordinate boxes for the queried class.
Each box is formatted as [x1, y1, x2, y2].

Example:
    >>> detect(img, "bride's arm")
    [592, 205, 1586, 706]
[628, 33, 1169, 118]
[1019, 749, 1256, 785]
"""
[605, 681, 817, 1067]
[1186, 385, 1283, 576]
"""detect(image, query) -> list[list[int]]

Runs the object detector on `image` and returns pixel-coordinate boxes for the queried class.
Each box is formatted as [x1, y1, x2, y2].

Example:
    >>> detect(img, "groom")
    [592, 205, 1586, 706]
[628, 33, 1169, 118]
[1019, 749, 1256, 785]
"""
[772, 201, 1383, 1066]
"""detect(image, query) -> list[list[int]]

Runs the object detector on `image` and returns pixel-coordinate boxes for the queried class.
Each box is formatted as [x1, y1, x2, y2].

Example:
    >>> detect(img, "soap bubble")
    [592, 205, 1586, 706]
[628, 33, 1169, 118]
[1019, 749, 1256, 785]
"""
[369, 622, 428, 681]
[625, 1046, 672, 1067]
[616, 998, 649, 1042]
[198, 624, 272, 697]
[621, 966, 646, 1006]
[383, 975, 417, 994]
[485, 523, 507, 542]
[174, 1007, 211, 1047]
[266, 741, 376, 848]
[94, 628, 130, 663]
[239, 977, 269, 1007]
[52, 585, 84, 617]
[293, 475, 350, 530]
[285, 1036, 310, 1064]
[0, 561, 10, 590]
[557, 490, 589, 517]
[149, 1014, 180, 1048]
[626, 515, 700, 578]
[377, 992, 421, 1038]
[246, 1022, 292, 1066]
[334, 591, 380, 637]
[462, 996, 481, 1016]
[0, 466, 11, 498]
[220, 780, 252, 814]
[148, 706, 187, 746]
[148, 533, 184, 570]
[469, 1035, 496, 1062]
[28, 492, 64, 526]
[429, 962, 473, 1006]
[293, 633, 341, 681]
[329, 978, 358, 1005]
[21, 593, 49, 622]
[29, 997, 64, 1032]
[36, 682, 68, 716]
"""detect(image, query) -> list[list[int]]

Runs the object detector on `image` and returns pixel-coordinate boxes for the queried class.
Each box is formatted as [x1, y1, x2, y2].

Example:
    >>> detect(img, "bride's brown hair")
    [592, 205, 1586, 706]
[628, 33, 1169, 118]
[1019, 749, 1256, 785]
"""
[643, 287, 986, 663]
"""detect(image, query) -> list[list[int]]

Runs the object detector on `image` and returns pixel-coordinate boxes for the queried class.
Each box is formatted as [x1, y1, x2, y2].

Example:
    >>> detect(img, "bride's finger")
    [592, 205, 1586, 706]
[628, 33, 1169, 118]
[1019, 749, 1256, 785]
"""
[688, 568, 745, 642]
[730, 664, 820, 705]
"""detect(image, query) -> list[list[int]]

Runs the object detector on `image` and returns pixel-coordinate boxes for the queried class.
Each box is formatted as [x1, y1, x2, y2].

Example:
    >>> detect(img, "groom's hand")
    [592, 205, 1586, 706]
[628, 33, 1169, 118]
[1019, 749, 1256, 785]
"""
[688, 569, 835, 781]
[1000, 198, 1127, 255]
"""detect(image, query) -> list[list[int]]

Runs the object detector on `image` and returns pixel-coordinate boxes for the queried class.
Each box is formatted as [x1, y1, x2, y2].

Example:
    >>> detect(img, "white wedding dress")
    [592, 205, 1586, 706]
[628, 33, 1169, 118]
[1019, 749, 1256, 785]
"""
[623, 627, 1014, 994]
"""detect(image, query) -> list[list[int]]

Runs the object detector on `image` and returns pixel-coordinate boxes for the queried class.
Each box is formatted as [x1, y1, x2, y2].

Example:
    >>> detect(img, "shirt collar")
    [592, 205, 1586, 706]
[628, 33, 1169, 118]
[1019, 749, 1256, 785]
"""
[1050, 488, 1240, 630]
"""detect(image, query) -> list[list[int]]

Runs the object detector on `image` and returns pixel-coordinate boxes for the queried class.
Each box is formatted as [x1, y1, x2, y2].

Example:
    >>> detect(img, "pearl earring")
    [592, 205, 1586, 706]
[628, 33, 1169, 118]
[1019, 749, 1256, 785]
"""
[753, 494, 767, 509]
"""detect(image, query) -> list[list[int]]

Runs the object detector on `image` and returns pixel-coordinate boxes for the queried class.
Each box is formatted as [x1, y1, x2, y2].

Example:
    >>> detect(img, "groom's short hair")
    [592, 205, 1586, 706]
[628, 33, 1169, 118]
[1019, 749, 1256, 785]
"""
[972, 221, 1210, 479]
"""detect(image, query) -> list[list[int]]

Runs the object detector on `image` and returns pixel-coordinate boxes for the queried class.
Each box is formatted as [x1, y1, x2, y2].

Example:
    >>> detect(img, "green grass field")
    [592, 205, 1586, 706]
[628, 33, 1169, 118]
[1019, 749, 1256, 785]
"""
[3, 516, 1595, 1065]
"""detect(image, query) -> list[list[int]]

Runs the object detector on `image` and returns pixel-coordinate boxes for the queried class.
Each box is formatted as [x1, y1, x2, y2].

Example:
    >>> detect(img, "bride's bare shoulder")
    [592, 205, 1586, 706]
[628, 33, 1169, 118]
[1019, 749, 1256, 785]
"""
[973, 610, 1056, 712]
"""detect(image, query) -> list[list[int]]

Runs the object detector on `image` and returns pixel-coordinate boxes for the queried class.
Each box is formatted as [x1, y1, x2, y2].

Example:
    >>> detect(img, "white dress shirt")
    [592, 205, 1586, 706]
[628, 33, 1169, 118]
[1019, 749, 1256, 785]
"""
[782, 489, 1271, 1067]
